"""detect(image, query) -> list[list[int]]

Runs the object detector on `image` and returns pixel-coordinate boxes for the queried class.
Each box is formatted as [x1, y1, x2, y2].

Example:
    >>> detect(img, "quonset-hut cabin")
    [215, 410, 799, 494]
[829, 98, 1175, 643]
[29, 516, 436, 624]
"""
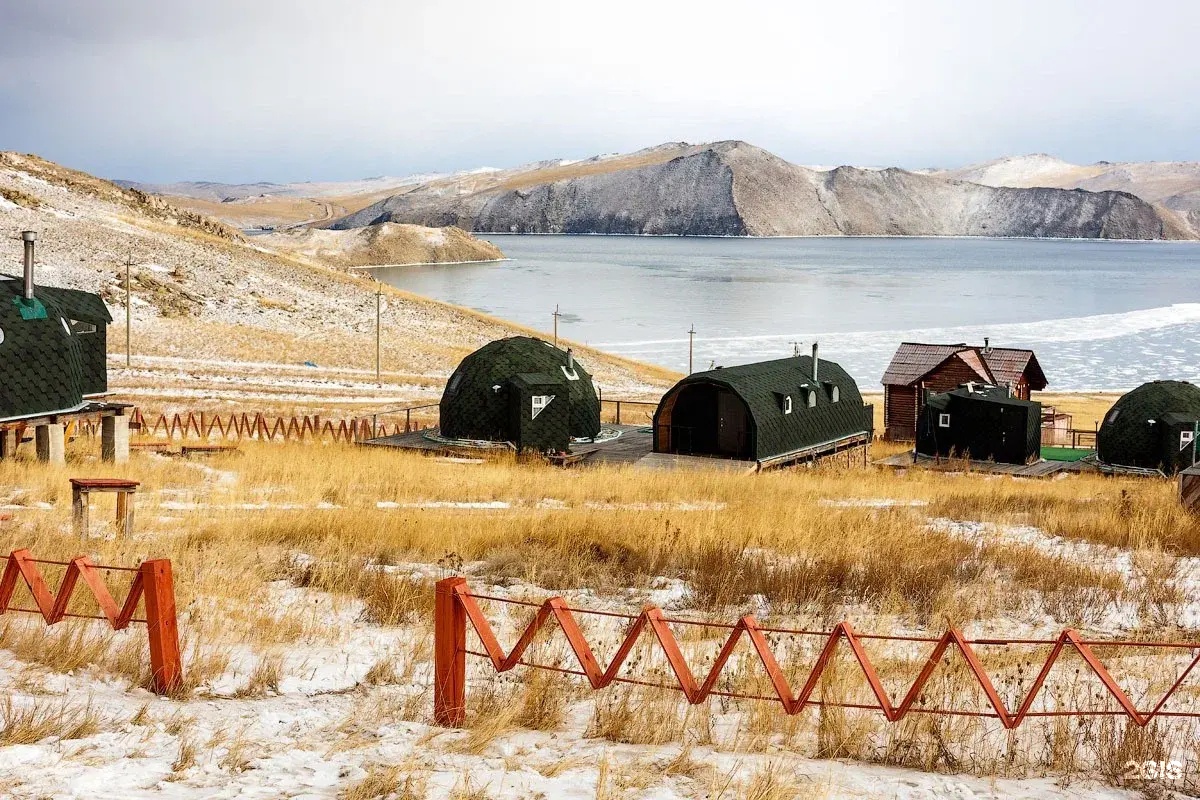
[916, 384, 1042, 465]
[439, 336, 601, 453]
[881, 340, 1047, 441]
[1, 232, 120, 464]
[652, 345, 873, 468]
[1096, 380, 1200, 475]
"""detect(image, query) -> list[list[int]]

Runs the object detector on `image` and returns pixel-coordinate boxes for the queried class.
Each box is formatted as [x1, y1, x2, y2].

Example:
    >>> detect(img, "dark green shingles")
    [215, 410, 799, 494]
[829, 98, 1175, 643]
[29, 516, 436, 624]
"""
[1097, 381, 1200, 474]
[660, 355, 873, 461]
[439, 336, 601, 447]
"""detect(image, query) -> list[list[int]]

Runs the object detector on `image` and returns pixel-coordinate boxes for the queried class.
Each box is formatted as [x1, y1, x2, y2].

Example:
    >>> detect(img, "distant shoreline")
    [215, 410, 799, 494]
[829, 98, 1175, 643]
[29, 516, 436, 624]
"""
[355, 257, 510, 270]
[476, 232, 1199, 244]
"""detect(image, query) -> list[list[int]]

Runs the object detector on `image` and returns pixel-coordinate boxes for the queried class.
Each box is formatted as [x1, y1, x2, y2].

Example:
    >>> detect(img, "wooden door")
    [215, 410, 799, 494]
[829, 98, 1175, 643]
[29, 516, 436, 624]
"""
[716, 390, 745, 457]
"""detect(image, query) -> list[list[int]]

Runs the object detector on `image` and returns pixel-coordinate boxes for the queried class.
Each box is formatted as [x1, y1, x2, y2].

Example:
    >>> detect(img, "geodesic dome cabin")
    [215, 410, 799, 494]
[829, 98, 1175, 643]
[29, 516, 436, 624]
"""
[1, 232, 112, 422]
[916, 384, 1041, 465]
[653, 346, 873, 465]
[439, 336, 601, 452]
[1097, 381, 1200, 475]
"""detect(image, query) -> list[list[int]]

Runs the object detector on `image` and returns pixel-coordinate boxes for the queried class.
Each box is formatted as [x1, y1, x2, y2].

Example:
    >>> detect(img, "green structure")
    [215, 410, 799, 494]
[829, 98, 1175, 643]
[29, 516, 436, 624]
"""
[653, 346, 873, 465]
[915, 385, 1042, 465]
[1, 271, 112, 422]
[1097, 381, 1200, 475]
[439, 337, 601, 452]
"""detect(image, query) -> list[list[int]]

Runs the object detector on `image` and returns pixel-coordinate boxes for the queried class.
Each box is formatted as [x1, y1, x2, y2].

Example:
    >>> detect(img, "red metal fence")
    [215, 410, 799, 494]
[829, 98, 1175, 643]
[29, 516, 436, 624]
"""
[434, 577, 1200, 729]
[0, 548, 182, 694]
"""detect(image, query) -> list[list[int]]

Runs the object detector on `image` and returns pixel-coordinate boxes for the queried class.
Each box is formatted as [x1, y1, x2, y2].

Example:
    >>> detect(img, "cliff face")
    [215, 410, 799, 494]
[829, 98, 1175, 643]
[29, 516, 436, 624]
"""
[331, 141, 1180, 240]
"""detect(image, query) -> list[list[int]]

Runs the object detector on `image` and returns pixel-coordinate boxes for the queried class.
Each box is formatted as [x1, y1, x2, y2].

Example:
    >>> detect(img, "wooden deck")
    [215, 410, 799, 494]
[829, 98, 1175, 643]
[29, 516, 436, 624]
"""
[873, 451, 1082, 478]
[632, 452, 758, 473]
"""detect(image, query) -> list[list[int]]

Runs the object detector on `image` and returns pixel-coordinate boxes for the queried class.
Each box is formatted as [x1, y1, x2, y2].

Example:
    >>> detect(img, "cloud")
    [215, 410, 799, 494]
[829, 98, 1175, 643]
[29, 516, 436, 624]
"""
[0, 0, 1196, 181]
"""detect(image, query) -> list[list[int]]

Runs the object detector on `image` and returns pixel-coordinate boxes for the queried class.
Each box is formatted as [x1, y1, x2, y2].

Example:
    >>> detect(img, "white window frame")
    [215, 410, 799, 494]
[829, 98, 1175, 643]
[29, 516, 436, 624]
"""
[783, 395, 792, 415]
[1183, 430, 1196, 450]
[939, 413, 951, 428]
[531, 394, 554, 420]
[806, 390, 817, 409]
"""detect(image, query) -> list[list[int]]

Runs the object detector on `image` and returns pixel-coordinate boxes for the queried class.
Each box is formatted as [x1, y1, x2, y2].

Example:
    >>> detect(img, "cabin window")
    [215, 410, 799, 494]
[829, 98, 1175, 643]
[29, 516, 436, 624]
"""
[1107, 408, 1121, 424]
[939, 413, 951, 428]
[0, 326, 4, 345]
[60, 317, 71, 336]
[69, 319, 97, 335]
[446, 371, 464, 395]
[531, 394, 554, 420]
[824, 382, 840, 403]
[782, 395, 792, 415]
[807, 390, 817, 408]
[1184, 430, 1196, 449]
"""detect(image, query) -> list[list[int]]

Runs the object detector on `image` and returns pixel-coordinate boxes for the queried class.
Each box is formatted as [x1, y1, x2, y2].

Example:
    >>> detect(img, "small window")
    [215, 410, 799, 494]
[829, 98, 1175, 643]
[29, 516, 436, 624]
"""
[1107, 408, 1121, 424]
[446, 371, 464, 395]
[69, 319, 97, 335]
[939, 413, 951, 428]
[825, 382, 840, 403]
[60, 317, 71, 336]
[0, 326, 4, 345]
[807, 390, 817, 409]
[1183, 430, 1196, 450]
[783, 395, 792, 415]
[531, 394, 555, 420]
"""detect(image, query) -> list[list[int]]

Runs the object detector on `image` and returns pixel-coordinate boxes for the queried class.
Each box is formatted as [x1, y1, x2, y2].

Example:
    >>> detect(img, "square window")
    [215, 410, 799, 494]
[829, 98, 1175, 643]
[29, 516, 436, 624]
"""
[939, 413, 951, 428]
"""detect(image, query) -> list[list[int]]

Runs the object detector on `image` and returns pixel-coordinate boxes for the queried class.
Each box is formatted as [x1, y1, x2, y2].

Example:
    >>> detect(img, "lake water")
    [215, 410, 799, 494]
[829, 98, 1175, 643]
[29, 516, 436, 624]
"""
[373, 236, 1200, 391]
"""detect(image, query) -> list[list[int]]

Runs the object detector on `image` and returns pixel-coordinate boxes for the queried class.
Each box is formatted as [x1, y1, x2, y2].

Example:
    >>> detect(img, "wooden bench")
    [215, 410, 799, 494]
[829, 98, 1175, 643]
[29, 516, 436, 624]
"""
[70, 478, 140, 538]
[180, 443, 240, 458]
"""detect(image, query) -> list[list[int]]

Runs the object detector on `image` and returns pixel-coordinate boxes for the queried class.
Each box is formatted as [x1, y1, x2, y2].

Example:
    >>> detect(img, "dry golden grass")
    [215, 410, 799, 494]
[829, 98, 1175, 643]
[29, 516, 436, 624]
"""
[1, 432, 1196, 785]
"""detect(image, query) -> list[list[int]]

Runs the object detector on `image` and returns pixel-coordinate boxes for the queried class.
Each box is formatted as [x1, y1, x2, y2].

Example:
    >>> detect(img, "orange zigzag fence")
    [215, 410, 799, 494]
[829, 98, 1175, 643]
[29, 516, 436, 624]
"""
[433, 577, 1200, 729]
[0, 549, 183, 695]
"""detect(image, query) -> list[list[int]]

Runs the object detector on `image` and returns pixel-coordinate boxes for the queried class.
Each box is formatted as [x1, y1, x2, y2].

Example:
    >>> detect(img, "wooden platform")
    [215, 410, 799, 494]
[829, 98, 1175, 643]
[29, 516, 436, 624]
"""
[632, 452, 758, 473]
[360, 425, 653, 465]
[873, 451, 1085, 478]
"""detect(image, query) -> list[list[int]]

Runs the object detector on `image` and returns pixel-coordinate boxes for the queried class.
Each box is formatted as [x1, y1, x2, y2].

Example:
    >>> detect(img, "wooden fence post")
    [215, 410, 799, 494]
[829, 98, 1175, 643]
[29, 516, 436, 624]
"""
[141, 559, 183, 695]
[434, 577, 467, 726]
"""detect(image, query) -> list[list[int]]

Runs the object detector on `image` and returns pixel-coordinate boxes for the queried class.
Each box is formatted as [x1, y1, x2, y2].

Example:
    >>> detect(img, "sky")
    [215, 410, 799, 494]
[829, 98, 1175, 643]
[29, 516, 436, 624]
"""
[0, 0, 1197, 183]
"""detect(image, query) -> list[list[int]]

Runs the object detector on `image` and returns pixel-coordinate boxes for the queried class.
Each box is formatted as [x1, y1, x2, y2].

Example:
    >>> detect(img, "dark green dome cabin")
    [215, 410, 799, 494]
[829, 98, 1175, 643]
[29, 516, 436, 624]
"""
[1, 232, 112, 422]
[653, 346, 873, 466]
[439, 336, 601, 453]
[1097, 381, 1200, 475]
[916, 384, 1042, 465]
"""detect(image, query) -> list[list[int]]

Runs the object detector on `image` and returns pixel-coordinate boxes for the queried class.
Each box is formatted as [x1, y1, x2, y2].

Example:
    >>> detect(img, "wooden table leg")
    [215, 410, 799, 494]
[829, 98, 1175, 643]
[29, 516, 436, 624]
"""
[73, 486, 87, 538]
[116, 490, 134, 538]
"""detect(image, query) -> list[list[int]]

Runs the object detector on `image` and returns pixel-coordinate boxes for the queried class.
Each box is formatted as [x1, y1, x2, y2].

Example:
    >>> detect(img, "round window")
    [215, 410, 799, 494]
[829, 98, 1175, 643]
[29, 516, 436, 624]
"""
[61, 317, 71, 335]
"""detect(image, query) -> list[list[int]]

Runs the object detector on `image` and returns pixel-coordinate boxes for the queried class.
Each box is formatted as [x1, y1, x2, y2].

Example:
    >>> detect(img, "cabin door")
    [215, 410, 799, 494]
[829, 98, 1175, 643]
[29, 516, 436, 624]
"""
[716, 390, 746, 457]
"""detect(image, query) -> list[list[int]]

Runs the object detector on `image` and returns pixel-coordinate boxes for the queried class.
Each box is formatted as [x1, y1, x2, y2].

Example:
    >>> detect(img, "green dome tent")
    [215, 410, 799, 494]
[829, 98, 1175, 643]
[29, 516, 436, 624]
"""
[1096, 380, 1200, 474]
[439, 337, 601, 451]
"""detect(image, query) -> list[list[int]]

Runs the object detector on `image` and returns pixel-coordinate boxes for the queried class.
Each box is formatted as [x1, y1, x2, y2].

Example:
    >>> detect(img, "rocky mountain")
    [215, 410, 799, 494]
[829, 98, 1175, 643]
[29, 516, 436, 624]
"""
[329, 141, 1188, 240]
[932, 154, 1200, 237]
[0, 152, 667, 410]
[259, 222, 504, 268]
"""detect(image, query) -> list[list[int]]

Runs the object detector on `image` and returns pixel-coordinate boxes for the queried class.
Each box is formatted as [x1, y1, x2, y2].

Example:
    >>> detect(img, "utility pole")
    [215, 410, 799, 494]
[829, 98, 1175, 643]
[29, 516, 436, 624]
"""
[124, 255, 133, 367]
[375, 282, 383, 388]
[552, 304, 562, 348]
[687, 324, 696, 374]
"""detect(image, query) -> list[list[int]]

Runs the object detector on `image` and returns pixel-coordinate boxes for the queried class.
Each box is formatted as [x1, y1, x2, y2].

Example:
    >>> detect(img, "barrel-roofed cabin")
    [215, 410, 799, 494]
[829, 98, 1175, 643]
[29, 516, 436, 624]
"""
[881, 341, 1047, 441]
[652, 346, 873, 467]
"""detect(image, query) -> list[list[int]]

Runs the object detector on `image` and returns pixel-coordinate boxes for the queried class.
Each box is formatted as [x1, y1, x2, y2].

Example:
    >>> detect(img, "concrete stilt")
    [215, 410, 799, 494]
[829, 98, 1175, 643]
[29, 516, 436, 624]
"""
[35, 423, 65, 465]
[101, 415, 130, 464]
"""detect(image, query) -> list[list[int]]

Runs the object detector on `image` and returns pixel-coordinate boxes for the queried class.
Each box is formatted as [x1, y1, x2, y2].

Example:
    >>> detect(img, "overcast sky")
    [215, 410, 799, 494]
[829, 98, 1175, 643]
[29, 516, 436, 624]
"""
[1, 0, 1196, 183]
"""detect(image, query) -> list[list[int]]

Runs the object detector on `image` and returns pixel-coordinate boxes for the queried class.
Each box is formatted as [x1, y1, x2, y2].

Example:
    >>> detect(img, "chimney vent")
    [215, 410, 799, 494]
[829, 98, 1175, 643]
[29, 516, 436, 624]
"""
[983, 337, 992, 353]
[811, 342, 819, 382]
[20, 230, 36, 300]
[566, 347, 574, 370]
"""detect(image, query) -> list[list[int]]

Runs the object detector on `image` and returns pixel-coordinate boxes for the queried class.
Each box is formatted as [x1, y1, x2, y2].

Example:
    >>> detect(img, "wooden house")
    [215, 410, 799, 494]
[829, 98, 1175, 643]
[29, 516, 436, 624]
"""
[881, 341, 1047, 441]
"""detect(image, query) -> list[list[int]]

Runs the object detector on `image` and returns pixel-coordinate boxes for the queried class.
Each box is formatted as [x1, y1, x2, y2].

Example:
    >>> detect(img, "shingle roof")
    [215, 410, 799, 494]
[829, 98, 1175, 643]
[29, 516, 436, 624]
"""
[661, 355, 872, 461]
[881, 342, 1047, 389]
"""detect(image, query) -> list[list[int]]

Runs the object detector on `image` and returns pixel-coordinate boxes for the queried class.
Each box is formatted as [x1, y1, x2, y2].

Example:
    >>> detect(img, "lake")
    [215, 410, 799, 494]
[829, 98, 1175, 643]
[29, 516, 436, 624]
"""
[372, 236, 1200, 390]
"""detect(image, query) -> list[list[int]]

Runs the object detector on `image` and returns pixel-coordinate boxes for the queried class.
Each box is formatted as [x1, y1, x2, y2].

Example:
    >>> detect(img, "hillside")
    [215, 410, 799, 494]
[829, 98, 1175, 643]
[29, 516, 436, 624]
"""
[329, 141, 1186, 239]
[259, 222, 504, 268]
[934, 154, 1200, 237]
[0, 152, 670, 412]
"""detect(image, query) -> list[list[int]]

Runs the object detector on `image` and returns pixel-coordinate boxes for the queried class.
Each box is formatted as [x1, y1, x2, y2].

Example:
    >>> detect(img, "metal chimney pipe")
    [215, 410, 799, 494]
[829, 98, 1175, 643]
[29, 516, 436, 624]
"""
[20, 230, 36, 300]
[566, 347, 574, 370]
[811, 342, 819, 382]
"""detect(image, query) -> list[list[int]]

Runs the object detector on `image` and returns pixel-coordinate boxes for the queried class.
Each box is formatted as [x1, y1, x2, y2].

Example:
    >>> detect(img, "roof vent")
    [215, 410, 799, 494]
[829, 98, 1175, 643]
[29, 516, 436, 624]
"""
[21, 230, 36, 300]
[811, 342, 819, 383]
[983, 337, 992, 354]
